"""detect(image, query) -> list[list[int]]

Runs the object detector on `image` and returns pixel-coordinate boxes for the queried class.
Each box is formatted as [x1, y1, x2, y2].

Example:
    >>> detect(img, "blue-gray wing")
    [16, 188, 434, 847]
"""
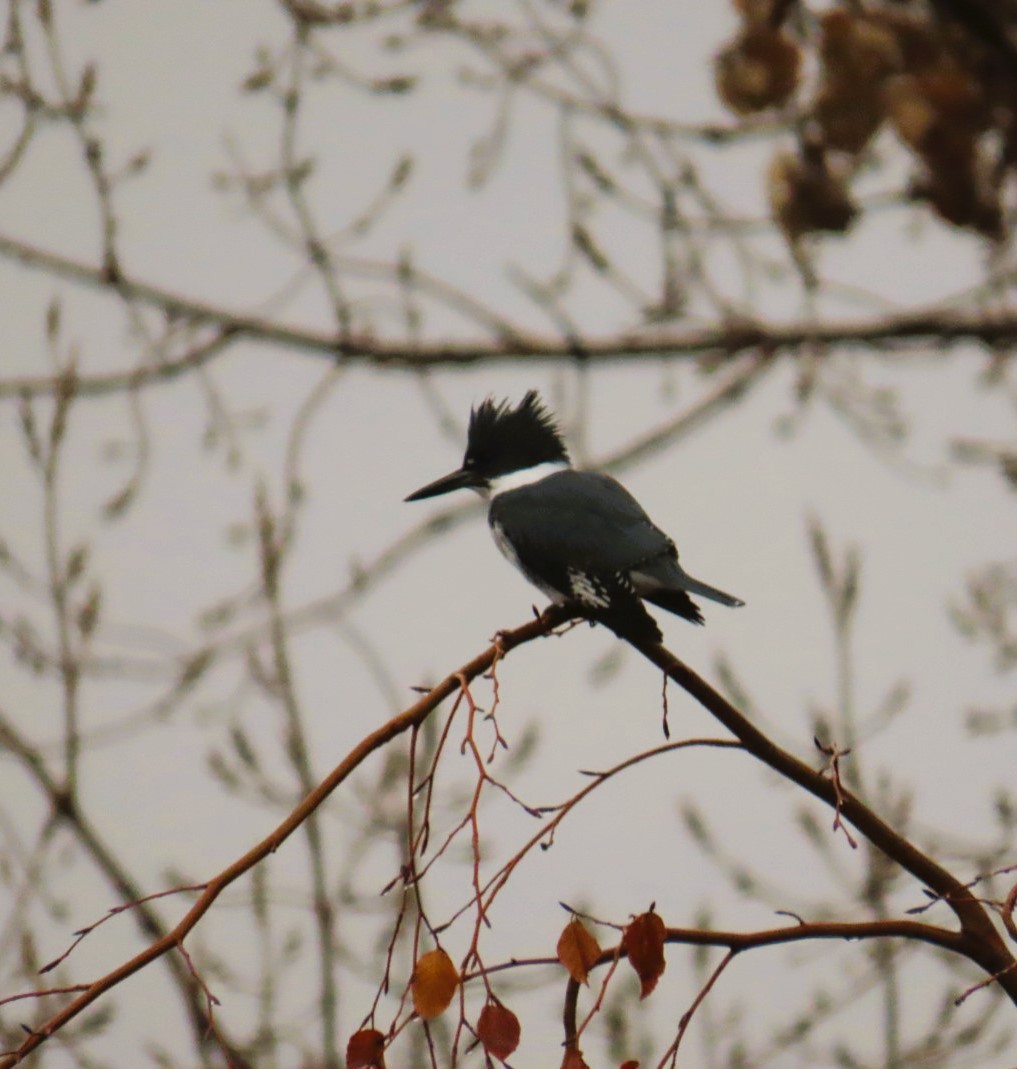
[488, 469, 675, 575]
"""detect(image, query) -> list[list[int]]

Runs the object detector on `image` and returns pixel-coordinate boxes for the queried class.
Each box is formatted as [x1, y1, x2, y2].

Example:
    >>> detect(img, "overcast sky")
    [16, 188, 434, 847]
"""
[1, 2, 1014, 1065]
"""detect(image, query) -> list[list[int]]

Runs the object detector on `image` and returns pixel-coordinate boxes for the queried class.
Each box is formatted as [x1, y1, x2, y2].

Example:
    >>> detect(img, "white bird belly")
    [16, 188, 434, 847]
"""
[490, 521, 564, 602]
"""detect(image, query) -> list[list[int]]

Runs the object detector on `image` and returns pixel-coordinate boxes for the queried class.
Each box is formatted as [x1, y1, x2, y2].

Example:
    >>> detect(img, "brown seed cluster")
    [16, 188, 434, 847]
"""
[714, 0, 1017, 240]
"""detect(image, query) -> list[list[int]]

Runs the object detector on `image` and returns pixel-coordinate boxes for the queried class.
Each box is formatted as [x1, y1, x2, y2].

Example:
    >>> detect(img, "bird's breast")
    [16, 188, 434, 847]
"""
[490, 519, 523, 570]
[489, 518, 565, 603]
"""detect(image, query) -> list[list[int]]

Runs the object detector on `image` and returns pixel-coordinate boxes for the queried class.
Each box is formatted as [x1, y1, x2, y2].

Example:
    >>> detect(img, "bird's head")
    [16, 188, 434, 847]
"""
[405, 390, 570, 501]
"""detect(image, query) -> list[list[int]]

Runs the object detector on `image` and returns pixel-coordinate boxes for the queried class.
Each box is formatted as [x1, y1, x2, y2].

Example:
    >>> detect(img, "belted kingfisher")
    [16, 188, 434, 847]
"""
[405, 391, 743, 644]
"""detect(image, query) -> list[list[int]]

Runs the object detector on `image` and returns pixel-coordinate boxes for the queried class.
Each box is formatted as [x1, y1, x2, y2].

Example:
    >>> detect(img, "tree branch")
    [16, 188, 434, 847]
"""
[560, 916, 971, 1058]
[2, 233, 1015, 399]
[0, 607, 569, 1068]
[2, 608, 1012, 1067]
[628, 638, 1017, 1004]
[0, 712, 252, 1067]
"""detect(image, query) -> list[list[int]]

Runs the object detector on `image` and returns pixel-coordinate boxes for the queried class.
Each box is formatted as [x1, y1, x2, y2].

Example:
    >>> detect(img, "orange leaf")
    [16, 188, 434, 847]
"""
[411, 948, 459, 1020]
[346, 1028, 386, 1069]
[477, 1001, 521, 1060]
[622, 910, 666, 998]
[557, 918, 603, 984]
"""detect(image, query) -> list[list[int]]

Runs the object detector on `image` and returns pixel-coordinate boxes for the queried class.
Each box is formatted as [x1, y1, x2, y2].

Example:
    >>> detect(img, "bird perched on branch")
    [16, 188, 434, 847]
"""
[405, 391, 743, 644]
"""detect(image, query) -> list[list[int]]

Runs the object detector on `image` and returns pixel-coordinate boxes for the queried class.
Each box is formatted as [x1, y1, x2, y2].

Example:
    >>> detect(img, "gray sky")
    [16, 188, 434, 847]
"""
[1, 1, 1014, 1065]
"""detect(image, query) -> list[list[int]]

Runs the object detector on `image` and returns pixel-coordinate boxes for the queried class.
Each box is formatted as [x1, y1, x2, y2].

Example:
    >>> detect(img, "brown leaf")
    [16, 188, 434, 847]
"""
[619, 1061, 640, 1069]
[557, 918, 603, 984]
[477, 1001, 521, 1060]
[346, 1028, 386, 1069]
[411, 948, 459, 1020]
[623, 911, 666, 998]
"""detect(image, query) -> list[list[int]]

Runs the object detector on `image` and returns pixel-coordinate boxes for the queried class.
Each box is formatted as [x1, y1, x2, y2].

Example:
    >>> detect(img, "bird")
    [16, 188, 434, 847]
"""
[404, 390, 743, 644]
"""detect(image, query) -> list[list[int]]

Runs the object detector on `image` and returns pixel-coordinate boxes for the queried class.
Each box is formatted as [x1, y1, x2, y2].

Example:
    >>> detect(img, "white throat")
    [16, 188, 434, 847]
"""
[486, 460, 569, 499]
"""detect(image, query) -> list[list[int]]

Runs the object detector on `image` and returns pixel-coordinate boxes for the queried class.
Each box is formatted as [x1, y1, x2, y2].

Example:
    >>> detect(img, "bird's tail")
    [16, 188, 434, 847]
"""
[641, 587, 705, 625]
[633, 564, 743, 618]
[676, 572, 744, 608]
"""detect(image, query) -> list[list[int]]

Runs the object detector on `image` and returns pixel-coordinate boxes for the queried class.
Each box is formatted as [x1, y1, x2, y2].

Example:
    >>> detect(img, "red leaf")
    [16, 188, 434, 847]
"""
[346, 1028, 386, 1069]
[623, 910, 666, 998]
[477, 1001, 521, 1060]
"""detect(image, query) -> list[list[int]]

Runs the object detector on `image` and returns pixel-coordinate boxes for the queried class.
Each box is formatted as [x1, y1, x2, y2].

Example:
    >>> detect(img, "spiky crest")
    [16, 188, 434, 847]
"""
[464, 390, 569, 475]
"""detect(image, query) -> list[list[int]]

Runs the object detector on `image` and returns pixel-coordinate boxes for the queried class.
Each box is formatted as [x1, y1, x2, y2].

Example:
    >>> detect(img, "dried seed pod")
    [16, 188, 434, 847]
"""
[715, 27, 801, 114]
[769, 150, 857, 241]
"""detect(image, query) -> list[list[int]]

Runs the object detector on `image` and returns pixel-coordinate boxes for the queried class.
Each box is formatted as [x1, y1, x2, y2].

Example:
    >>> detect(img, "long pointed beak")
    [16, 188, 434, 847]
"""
[404, 466, 486, 502]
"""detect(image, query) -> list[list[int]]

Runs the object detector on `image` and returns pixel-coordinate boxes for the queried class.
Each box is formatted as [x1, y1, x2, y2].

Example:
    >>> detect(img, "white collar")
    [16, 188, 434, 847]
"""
[486, 460, 569, 499]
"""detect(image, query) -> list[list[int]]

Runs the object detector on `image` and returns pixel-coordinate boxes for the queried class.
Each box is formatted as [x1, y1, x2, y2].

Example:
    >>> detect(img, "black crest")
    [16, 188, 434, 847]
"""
[464, 390, 569, 475]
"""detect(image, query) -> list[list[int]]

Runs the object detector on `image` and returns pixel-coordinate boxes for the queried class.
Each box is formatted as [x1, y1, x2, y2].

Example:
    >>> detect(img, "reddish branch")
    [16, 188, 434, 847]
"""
[2, 608, 1014, 1067]
[0, 608, 569, 1068]
[0, 717, 252, 1067]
